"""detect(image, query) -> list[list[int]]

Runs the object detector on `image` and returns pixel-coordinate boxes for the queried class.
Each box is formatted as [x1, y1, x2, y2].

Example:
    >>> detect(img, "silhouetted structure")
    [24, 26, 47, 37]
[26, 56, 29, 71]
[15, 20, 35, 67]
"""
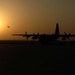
[12, 23, 75, 44]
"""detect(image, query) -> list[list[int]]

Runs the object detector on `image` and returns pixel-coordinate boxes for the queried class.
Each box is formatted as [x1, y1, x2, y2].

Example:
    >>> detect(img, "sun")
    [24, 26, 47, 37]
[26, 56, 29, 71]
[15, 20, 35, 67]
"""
[0, 19, 3, 28]
[0, 20, 2, 25]
[0, 19, 5, 31]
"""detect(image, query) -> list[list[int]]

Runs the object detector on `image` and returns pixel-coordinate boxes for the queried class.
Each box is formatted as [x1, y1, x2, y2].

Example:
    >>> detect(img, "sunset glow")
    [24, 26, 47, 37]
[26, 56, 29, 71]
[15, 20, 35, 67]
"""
[0, 16, 7, 33]
[0, 19, 3, 29]
[0, 0, 75, 40]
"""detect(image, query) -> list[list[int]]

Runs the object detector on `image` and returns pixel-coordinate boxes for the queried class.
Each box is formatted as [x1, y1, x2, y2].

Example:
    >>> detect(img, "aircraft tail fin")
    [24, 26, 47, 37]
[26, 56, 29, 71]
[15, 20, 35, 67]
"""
[55, 23, 59, 35]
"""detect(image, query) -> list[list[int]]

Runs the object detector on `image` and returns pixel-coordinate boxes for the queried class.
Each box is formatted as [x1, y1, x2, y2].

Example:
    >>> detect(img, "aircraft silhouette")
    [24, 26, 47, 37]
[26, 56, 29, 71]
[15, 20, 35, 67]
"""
[12, 23, 75, 43]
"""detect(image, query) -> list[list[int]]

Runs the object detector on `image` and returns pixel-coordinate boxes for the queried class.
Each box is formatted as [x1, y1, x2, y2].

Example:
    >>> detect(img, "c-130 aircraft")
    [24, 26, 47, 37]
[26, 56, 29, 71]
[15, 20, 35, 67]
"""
[12, 23, 75, 43]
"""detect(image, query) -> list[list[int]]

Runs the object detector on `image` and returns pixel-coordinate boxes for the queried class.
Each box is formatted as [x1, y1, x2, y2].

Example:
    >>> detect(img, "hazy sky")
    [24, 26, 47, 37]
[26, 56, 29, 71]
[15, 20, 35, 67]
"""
[0, 0, 75, 40]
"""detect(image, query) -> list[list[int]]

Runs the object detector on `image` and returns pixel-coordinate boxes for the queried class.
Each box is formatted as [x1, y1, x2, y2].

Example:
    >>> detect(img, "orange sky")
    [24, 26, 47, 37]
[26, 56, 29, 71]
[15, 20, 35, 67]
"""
[0, 0, 75, 40]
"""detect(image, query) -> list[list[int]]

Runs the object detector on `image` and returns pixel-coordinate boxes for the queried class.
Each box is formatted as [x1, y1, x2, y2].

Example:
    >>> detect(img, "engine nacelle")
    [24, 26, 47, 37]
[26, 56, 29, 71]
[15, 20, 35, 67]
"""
[62, 37, 66, 40]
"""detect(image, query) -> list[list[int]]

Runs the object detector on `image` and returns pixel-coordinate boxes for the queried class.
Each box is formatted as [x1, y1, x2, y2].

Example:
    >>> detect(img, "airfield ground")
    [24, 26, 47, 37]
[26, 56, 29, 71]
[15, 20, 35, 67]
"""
[0, 40, 75, 75]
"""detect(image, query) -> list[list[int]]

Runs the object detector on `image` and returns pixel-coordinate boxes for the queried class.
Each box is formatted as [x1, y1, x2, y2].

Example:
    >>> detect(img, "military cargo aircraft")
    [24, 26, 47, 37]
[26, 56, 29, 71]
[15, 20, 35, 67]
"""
[12, 23, 75, 43]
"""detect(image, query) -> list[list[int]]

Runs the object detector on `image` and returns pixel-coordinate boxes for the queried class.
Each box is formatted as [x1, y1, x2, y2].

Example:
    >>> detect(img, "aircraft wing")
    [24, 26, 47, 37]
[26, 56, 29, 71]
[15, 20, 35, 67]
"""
[59, 35, 75, 37]
[12, 34, 33, 36]
[12, 33, 75, 37]
[58, 34, 75, 40]
[12, 33, 35, 40]
[12, 33, 47, 40]
[12, 33, 75, 41]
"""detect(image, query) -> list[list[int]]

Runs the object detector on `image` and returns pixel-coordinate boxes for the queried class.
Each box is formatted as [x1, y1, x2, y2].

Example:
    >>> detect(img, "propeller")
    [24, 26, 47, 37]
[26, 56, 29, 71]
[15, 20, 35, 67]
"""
[64, 32, 71, 40]
[62, 32, 71, 40]
[24, 32, 30, 40]
[37, 33, 39, 35]
[23, 32, 27, 37]
[33, 33, 35, 35]
[25, 32, 27, 35]
[32, 33, 39, 39]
